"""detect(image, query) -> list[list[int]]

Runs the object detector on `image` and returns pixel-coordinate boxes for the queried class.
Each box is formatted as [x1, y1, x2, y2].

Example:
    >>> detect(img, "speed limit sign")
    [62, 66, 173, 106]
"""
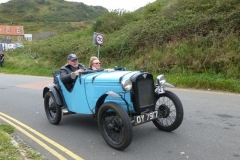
[93, 32, 104, 58]
[93, 32, 104, 45]
[95, 34, 104, 45]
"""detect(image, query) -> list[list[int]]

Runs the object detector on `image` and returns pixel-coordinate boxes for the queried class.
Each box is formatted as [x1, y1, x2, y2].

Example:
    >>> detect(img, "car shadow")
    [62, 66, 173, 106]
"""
[52, 114, 183, 152]
[58, 114, 98, 132]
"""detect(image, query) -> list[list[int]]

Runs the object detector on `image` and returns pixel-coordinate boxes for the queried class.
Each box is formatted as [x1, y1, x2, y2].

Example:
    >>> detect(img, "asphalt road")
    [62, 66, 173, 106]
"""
[0, 73, 240, 160]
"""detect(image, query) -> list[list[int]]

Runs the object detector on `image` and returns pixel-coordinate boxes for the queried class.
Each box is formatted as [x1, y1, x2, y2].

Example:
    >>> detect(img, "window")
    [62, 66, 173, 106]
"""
[17, 29, 20, 33]
[7, 36, 10, 39]
[6, 29, 10, 33]
[25, 37, 32, 41]
[18, 36, 21, 41]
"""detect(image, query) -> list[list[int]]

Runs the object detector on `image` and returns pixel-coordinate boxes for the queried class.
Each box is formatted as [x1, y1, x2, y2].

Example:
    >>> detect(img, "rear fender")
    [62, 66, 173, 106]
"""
[43, 84, 63, 106]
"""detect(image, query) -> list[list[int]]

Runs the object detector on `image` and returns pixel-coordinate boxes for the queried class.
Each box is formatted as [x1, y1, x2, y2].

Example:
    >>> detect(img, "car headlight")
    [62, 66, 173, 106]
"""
[156, 74, 166, 85]
[121, 79, 132, 91]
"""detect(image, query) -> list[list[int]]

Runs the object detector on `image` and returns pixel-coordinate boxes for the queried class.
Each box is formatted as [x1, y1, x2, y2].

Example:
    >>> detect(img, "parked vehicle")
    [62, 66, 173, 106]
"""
[0, 43, 8, 51]
[43, 67, 184, 150]
[15, 43, 24, 48]
[7, 43, 16, 50]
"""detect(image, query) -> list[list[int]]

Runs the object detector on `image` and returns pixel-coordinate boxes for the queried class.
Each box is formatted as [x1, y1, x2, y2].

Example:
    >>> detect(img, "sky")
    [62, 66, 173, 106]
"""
[0, 0, 156, 12]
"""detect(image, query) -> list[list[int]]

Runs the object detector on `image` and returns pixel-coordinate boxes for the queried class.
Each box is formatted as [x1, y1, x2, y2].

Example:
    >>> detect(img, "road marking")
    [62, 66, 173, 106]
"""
[15, 80, 53, 90]
[0, 115, 67, 160]
[0, 112, 84, 160]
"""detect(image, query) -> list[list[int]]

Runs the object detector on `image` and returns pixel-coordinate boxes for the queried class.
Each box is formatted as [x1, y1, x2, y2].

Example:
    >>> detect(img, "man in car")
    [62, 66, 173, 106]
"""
[60, 53, 86, 91]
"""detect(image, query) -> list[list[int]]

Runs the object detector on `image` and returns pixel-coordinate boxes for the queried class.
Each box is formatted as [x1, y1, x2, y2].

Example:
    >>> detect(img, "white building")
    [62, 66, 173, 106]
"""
[24, 34, 32, 41]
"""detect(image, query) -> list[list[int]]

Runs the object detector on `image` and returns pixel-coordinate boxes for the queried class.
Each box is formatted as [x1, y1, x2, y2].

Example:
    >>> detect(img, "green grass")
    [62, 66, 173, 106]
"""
[0, 124, 46, 160]
[165, 73, 240, 93]
[0, 124, 22, 159]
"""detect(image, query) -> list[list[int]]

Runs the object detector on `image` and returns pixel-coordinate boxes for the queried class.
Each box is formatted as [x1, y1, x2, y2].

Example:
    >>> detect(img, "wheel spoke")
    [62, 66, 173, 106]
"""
[153, 91, 183, 132]
[101, 108, 124, 145]
[47, 96, 56, 120]
[156, 96, 177, 127]
[44, 92, 62, 125]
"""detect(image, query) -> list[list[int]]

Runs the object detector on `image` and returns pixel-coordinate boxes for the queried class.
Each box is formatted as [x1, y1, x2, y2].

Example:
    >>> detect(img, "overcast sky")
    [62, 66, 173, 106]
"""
[0, 0, 156, 12]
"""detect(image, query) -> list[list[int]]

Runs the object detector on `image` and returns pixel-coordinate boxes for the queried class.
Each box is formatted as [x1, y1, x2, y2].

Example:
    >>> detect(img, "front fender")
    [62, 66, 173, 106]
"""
[155, 82, 175, 95]
[165, 82, 175, 88]
[95, 91, 128, 114]
[43, 84, 63, 106]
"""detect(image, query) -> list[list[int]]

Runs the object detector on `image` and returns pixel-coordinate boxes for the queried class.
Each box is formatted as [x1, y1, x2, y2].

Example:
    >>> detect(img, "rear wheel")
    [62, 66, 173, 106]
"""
[153, 90, 184, 132]
[44, 91, 62, 125]
[97, 102, 132, 150]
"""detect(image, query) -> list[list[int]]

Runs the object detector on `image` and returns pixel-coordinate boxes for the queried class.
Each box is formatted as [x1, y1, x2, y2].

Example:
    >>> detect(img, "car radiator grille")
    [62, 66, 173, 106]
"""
[136, 79, 155, 108]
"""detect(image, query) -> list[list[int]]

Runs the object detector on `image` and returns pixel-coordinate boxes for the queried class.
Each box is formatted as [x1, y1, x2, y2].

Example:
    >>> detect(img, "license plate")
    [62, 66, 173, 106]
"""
[134, 111, 158, 125]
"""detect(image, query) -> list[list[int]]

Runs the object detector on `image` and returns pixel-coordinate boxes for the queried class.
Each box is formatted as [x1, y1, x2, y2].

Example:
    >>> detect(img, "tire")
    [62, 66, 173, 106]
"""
[44, 91, 62, 125]
[153, 90, 184, 132]
[97, 102, 132, 150]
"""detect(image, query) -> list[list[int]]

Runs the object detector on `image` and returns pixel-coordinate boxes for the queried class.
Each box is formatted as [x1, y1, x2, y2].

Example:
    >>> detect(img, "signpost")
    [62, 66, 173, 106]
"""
[93, 32, 104, 59]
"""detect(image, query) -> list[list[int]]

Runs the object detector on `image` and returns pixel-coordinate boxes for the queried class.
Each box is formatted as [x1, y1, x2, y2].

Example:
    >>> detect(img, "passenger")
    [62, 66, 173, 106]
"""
[88, 56, 101, 70]
[60, 53, 86, 91]
[0, 51, 4, 68]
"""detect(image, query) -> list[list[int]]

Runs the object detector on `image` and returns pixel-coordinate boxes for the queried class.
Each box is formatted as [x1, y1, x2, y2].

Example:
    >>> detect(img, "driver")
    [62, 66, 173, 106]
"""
[60, 53, 86, 91]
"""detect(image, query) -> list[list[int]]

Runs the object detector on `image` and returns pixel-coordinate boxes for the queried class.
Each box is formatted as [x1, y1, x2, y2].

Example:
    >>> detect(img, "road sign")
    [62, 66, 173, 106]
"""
[95, 33, 104, 45]
[93, 32, 104, 59]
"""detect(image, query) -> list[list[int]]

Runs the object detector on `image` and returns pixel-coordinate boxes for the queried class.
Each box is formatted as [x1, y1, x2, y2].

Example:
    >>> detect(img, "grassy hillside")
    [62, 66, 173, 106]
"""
[18, 21, 93, 34]
[0, 0, 108, 23]
[2, 0, 240, 92]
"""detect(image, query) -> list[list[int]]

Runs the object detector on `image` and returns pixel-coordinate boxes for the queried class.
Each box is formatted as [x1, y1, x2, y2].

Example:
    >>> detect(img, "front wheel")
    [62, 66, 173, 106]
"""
[153, 90, 184, 132]
[97, 102, 132, 150]
[44, 91, 62, 125]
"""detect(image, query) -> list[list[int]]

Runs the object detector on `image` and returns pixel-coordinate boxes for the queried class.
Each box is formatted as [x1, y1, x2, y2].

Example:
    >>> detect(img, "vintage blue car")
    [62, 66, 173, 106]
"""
[43, 67, 184, 150]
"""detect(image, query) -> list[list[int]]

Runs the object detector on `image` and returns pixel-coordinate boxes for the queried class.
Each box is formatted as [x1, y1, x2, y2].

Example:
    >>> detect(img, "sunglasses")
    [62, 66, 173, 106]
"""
[93, 62, 101, 64]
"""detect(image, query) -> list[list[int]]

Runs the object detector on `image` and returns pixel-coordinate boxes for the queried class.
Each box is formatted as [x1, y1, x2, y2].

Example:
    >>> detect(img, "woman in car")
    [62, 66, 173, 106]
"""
[88, 56, 101, 70]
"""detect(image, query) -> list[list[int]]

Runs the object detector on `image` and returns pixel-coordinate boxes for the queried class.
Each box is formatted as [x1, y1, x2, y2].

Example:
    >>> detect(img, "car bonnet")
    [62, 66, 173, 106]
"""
[83, 70, 141, 83]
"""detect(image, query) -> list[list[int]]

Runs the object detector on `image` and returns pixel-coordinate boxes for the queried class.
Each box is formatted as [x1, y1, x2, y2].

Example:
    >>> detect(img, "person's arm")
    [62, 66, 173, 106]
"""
[60, 68, 77, 84]
[1, 55, 4, 61]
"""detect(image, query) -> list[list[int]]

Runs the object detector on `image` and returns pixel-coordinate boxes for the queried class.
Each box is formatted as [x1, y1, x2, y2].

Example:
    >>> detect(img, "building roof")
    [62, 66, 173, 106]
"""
[0, 25, 24, 36]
